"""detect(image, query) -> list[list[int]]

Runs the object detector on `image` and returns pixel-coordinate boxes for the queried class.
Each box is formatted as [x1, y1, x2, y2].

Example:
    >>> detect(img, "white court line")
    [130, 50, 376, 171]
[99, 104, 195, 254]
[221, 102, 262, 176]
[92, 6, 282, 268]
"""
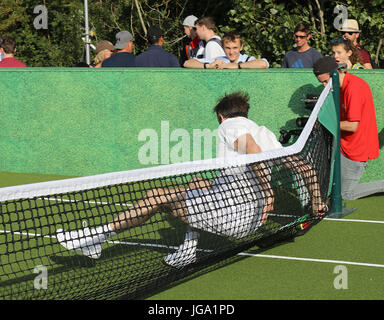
[1, 230, 383, 269]
[237, 252, 384, 268]
[82, 239, 384, 268]
[40, 197, 133, 208]
[324, 217, 384, 224]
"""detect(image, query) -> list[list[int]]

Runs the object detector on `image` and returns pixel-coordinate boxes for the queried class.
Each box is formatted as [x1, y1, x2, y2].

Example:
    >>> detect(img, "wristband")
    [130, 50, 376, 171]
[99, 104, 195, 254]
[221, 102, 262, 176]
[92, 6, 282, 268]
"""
[238, 62, 242, 69]
[204, 62, 208, 69]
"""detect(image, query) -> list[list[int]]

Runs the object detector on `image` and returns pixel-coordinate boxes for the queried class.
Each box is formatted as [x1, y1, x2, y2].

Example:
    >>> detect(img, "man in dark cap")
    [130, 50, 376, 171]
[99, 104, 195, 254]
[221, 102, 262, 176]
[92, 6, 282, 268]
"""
[313, 56, 383, 200]
[135, 26, 180, 67]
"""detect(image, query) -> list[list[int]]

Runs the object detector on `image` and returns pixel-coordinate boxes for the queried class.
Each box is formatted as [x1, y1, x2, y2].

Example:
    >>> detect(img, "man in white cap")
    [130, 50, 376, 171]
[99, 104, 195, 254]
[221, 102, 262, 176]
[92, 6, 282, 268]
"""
[180, 15, 202, 65]
[102, 30, 136, 67]
[339, 19, 373, 69]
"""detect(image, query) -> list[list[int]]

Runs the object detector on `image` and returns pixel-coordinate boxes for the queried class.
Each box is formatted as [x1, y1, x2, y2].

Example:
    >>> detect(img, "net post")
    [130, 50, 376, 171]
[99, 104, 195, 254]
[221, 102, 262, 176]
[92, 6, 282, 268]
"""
[328, 70, 356, 218]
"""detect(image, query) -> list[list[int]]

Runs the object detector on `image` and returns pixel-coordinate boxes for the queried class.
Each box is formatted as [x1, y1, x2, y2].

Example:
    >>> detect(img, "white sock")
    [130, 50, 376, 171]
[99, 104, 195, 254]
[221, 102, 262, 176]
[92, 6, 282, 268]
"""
[164, 227, 199, 268]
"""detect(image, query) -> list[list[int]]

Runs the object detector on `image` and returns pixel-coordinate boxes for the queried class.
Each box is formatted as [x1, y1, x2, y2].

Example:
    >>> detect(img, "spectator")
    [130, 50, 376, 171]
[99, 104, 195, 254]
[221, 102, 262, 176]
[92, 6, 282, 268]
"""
[184, 31, 269, 69]
[339, 19, 373, 69]
[282, 22, 322, 68]
[313, 56, 383, 200]
[331, 38, 364, 69]
[179, 15, 202, 65]
[0, 36, 26, 67]
[135, 26, 180, 68]
[102, 31, 135, 67]
[193, 17, 225, 61]
[90, 40, 115, 68]
[0, 36, 3, 61]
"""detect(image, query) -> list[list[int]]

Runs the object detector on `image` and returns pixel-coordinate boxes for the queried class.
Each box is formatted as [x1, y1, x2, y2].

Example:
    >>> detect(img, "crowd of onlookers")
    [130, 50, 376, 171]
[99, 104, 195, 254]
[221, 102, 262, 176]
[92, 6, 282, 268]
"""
[0, 15, 375, 70]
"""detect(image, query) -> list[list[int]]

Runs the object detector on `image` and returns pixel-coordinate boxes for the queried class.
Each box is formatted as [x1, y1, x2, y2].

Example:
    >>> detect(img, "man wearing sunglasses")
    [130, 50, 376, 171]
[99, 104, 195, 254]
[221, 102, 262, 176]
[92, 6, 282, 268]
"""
[282, 22, 322, 68]
[339, 19, 373, 69]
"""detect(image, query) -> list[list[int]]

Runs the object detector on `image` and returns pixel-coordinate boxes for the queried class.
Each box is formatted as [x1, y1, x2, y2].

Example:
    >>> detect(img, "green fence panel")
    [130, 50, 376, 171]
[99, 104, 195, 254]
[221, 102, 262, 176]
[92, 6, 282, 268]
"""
[0, 68, 383, 183]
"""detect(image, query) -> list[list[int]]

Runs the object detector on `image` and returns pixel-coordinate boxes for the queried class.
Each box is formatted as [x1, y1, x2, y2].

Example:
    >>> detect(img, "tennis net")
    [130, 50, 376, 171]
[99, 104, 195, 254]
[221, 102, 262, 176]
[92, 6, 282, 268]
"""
[0, 82, 335, 300]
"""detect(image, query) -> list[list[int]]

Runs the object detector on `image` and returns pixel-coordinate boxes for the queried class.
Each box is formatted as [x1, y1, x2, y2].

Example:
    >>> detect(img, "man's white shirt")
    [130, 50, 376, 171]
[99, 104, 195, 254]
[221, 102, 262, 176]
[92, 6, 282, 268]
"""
[195, 36, 225, 61]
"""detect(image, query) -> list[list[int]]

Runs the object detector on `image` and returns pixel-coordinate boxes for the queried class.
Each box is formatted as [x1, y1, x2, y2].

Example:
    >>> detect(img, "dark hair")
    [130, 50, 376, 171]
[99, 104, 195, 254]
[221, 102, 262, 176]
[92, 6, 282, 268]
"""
[213, 91, 250, 123]
[195, 17, 216, 30]
[147, 26, 164, 45]
[0, 36, 16, 54]
[294, 22, 311, 35]
[331, 38, 364, 66]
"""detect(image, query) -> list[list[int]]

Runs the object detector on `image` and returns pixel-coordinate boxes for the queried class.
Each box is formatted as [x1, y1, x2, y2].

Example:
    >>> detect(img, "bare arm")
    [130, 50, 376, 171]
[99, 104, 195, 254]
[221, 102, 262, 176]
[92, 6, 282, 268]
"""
[340, 120, 359, 133]
[233, 133, 262, 154]
[234, 133, 272, 223]
[284, 156, 327, 217]
[240, 59, 268, 69]
[183, 59, 218, 69]
[217, 59, 269, 69]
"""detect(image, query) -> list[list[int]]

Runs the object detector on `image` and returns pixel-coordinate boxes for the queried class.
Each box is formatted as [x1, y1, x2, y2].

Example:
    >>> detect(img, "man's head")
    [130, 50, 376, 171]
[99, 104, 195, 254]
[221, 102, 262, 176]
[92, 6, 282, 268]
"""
[0, 36, 16, 55]
[222, 32, 243, 62]
[213, 91, 250, 124]
[294, 22, 311, 49]
[313, 56, 340, 86]
[147, 25, 164, 45]
[114, 30, 134, 52]
[182, 15, 198, 39]
[194, 17, 216, 41]
[339, 19, 361, 45]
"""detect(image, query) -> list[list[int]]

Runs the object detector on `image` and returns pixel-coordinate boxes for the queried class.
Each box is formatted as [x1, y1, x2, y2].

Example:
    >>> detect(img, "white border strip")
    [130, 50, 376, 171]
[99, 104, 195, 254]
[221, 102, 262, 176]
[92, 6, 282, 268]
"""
[0, 81, 332, 202]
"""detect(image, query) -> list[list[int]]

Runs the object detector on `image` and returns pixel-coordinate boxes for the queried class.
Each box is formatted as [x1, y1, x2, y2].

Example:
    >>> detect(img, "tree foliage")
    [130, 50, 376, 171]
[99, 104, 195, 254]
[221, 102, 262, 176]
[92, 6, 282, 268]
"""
[0, 0, 383, 67]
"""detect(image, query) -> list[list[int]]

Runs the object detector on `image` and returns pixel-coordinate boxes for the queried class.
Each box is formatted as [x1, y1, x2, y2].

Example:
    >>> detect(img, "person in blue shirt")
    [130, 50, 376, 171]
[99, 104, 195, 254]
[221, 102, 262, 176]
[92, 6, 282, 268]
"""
[282, 22, 322, 68]
[135, 26, 180, 68]
[102, 31, 136, 67]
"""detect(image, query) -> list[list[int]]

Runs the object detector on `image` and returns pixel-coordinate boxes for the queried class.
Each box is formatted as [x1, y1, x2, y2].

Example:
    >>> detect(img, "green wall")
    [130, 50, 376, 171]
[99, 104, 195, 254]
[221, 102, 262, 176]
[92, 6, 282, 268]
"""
[0, 68, 383, 183]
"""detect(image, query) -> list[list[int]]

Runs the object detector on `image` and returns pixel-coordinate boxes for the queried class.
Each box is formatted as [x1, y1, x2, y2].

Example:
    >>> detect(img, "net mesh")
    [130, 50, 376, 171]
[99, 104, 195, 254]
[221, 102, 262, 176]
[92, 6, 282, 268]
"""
[0, 84, 335, 300]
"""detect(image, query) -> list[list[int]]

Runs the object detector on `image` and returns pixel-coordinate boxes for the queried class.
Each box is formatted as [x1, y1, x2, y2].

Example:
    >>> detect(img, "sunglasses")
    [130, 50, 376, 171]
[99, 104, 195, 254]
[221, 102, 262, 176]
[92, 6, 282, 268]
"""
[294, 34, 308, 39]
[332, 38, 349, 45]
[343, 31, 358, 36]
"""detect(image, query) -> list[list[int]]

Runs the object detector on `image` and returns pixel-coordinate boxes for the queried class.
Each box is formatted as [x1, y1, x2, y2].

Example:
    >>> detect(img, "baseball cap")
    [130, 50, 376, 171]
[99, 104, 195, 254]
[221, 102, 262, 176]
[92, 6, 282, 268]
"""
[183, 15, 198, 27]
[95, 40, 115, 54]
[114, 31, 133, 50]
[147, 26, 164, 43]
[313, 56, 340, 76]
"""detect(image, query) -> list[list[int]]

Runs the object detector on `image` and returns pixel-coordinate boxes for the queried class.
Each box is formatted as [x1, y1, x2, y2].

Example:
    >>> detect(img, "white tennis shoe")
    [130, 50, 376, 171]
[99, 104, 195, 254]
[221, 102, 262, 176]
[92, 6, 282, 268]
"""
[164, 229, 199, 269]
[56, 227, 103, 259]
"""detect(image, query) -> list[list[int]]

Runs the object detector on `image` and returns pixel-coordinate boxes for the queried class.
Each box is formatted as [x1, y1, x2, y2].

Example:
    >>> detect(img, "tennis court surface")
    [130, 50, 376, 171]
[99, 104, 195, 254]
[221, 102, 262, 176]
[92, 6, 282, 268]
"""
[1, 80, 383, 300]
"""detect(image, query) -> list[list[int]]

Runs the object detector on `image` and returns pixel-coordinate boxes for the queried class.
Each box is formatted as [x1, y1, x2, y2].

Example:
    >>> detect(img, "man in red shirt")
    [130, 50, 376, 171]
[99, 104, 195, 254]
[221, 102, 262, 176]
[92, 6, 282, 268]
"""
[0, 36, 26, 67]
[339, 19, 373, 69]
[313, 56, 383, 200]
